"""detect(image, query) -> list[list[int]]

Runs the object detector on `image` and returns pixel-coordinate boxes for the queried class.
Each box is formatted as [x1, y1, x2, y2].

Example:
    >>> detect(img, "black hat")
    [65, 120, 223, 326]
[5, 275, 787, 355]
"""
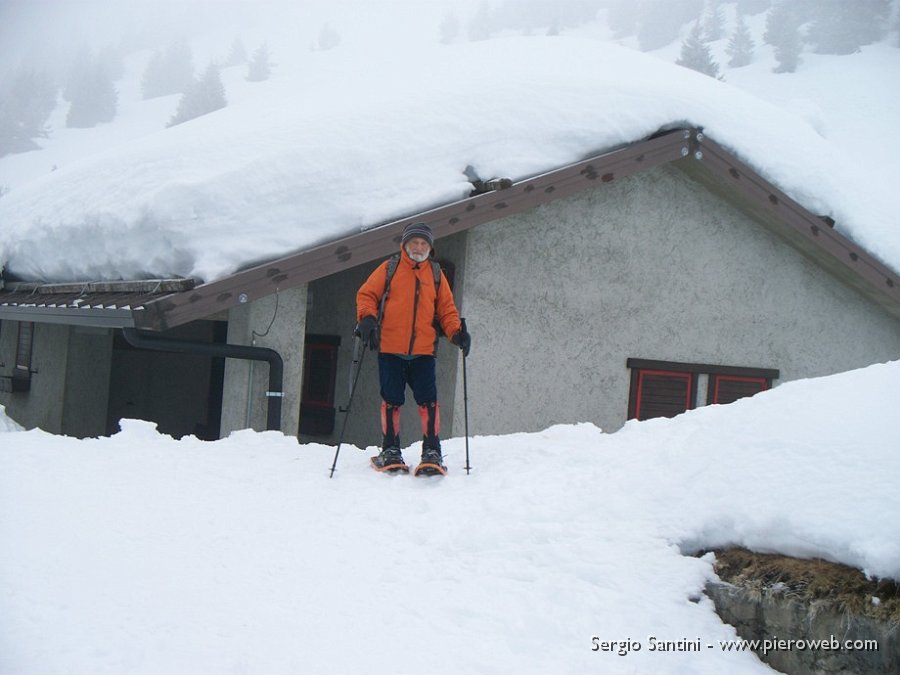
[401, 222, 434, 247]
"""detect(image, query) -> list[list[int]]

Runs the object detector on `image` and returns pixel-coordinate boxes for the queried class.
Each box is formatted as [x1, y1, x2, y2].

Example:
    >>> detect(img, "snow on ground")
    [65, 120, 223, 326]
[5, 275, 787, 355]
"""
[2, 360, 899, 674]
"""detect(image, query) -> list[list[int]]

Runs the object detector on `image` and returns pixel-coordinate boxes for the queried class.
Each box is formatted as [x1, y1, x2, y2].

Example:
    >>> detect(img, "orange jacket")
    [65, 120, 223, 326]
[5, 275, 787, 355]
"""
[357, 248, 462, 356]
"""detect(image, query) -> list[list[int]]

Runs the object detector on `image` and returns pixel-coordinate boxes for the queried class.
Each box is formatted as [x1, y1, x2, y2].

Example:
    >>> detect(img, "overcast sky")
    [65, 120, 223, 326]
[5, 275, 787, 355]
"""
[0, 0, 493, 78]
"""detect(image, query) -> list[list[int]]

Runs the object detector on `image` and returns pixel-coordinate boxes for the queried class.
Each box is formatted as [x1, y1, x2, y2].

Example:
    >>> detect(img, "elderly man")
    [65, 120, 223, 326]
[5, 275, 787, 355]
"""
[356, 222, 471, 476]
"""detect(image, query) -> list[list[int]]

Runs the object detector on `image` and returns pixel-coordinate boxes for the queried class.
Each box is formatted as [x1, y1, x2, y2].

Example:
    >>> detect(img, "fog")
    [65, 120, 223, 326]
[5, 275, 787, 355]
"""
[0, 0, 494, 80]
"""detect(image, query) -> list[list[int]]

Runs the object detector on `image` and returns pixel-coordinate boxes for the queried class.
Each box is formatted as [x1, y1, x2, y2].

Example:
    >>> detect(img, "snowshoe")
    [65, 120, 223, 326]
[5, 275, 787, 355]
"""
[413, 448, 447, 477]
[371, 447, 409, 474]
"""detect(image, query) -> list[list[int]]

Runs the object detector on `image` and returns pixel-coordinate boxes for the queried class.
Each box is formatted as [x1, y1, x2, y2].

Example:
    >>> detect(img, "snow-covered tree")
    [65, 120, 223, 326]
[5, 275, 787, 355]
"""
[167, 64, 226, 128]
[676, 21, 720, 77]
[246, 44, 272, 82]
[764, 0, 803, 72]
[763, 0, 802, 47]
[702, 1, 726, 41]
[316, 24, 341, 51]
[806, 0, 891, 55]
[726, 13, 756, 67]
[225, 37, 248, 67]
[773, 25, 802, 72]
[467, 1, 493, 41]
[141, 39, 194, 99]
[66, 58, 117, 128]
[0, 67, 57, 156]
[62, 45, 94, 103]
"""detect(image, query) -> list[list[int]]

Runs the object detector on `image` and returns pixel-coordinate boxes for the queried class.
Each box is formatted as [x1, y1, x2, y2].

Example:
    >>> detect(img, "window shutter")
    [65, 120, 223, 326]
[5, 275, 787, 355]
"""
[629, 368, 697, 421]
[708, 374, 769, 405]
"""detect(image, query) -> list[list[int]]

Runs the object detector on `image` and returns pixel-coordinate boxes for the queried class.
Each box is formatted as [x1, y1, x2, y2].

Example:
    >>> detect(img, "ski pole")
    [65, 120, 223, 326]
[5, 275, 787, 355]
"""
[461, 317, 471, 475]
[329, 332, 367, 478]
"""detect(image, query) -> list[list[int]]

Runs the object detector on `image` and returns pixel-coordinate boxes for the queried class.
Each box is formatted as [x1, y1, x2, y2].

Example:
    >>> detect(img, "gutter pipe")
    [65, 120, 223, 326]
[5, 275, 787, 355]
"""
[122, 327, 284, 432]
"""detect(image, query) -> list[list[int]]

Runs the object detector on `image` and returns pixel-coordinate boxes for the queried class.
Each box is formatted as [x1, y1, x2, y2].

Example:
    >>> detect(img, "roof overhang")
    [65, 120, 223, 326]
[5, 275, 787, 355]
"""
[0, 279, 197, 329]
[2, 127, 899, 330]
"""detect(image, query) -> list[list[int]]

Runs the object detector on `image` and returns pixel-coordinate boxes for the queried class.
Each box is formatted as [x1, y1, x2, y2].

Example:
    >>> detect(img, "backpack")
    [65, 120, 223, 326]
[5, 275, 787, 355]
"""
[377, 253, 444, 334]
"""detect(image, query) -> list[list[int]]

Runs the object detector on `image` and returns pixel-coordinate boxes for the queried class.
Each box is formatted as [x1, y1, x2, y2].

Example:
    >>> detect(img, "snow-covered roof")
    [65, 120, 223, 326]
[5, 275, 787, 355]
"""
[0, 37, 898, 284]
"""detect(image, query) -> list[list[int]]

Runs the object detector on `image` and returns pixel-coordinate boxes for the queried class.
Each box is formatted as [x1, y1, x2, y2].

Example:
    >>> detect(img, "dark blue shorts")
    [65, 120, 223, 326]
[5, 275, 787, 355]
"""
[378, 354, 437, 406]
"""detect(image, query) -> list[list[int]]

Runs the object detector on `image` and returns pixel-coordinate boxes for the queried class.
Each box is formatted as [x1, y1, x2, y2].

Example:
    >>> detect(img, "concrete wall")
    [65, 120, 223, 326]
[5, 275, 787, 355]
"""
[0, 321, 112, 437]
[451, 165, 900, 437]
[220, 284, 307, 437]
[301, 232, 468, 453]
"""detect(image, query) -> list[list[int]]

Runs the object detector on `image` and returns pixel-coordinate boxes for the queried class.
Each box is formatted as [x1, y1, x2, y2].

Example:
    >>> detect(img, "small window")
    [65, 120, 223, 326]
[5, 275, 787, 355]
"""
[627, 358, 778, 421]
[299, 334, 341, 436]
[628, 367, 697, 421]
[708, 374, 769, 405]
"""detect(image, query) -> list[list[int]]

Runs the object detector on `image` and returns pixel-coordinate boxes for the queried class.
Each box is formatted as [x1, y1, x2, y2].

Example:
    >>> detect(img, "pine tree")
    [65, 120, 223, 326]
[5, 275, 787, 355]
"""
[702, 1, 726, 41]
[246, 44, 272, 82]
[773, 25, 802, 72]
[225, 37, 248, 67]
[0, 67, 57, 156]
[141, 39, 194, 99]
[676, 21, 720, 77]
[806, 0, 891, 55]
[167, 64, 227, 128]
[467, 1, 493, 41]
[66, 59, 117, 128]
[63, 45, 94, 103]
[764, 0, 803, 72]
[763, 0, 801, 47]
[316, 24, 341, 51]
[726, 13, 756, 67]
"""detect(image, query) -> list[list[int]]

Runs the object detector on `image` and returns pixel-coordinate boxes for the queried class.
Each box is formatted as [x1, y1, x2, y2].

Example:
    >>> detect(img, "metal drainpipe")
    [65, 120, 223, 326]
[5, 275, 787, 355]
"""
[121, 327, 284, 432]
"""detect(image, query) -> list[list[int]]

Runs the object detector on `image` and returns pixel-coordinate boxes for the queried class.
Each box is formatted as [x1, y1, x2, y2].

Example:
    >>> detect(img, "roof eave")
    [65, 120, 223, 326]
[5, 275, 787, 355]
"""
[134, 128, 695, 331]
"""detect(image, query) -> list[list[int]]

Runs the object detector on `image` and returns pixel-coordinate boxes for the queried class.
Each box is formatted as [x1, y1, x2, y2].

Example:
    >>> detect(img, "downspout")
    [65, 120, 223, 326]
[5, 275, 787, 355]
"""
[121, 327, 284, 432]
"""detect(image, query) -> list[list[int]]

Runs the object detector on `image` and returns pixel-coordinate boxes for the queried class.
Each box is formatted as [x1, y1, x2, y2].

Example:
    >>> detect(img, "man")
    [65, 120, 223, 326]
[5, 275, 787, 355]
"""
[356, 222, 471, 475]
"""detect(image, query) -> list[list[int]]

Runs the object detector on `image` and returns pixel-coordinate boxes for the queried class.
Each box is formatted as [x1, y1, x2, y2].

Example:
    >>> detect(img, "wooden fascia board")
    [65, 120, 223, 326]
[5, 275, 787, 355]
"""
[682, 134, 900, 319]
[135, 128, 694, 330]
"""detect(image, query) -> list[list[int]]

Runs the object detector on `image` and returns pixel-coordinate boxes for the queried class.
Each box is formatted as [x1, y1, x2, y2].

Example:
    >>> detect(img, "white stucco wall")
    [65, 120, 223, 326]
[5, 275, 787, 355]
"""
[451, 164, 900, 437]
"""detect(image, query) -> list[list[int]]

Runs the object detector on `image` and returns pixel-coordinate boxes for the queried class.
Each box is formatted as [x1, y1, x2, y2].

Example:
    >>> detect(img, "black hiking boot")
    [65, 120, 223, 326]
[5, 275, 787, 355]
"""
[414, 443, 447, 476]
[371, 446, 409, 473]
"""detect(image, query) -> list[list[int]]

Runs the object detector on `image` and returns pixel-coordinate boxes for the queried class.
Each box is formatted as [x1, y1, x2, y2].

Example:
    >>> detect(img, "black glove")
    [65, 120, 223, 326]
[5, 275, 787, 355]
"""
[357, 315, 379, 351]
[452, 325, 471, 357]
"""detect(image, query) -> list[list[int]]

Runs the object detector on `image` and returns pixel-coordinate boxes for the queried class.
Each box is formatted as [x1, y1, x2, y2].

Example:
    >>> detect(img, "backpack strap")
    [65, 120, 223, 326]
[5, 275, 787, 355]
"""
[377, 254, 444, 328]
[377, 253, 401, 326]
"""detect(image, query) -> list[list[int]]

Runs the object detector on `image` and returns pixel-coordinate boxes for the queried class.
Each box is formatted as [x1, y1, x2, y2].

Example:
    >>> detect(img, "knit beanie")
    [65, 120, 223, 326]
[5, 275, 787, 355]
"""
[401, 222, 434, 247]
